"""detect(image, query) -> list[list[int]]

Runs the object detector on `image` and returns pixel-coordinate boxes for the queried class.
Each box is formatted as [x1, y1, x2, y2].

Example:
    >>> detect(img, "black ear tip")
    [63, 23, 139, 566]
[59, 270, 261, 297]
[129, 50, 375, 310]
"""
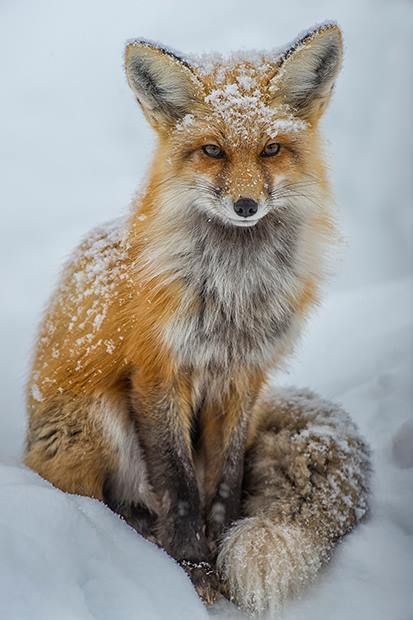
[319, 24, 343, 52]
[307, 21, 343, 40]
[124, 38, 191, 71]
[301, 22, 343, 51]
[125, 37, 163, 53]
[314, 23, 343, 62]
[298, 22, 343, 72]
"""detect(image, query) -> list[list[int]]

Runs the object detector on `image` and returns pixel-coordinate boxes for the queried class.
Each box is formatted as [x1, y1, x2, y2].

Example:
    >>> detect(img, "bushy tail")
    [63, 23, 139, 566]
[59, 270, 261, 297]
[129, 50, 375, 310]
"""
[217, 387, 370, 617]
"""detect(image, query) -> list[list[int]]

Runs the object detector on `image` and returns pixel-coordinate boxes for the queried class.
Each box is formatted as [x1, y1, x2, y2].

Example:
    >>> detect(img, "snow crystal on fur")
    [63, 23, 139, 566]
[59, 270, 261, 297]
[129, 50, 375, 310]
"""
[204, 82, 307, 144]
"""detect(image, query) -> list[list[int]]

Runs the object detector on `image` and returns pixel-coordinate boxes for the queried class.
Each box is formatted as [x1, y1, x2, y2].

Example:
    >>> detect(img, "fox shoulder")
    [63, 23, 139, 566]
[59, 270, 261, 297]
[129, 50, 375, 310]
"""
[29, 217, 132, 406]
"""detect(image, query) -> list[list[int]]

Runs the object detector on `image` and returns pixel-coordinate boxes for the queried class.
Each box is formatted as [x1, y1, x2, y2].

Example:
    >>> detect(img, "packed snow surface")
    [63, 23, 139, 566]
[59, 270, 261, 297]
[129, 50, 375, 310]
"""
[0, 0, 412, 619]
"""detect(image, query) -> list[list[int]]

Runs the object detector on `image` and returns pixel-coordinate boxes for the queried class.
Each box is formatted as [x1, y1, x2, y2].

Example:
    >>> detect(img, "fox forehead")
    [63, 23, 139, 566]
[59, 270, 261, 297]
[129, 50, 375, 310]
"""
[174, 59, 308, 147]
[126, 24, 342, 142]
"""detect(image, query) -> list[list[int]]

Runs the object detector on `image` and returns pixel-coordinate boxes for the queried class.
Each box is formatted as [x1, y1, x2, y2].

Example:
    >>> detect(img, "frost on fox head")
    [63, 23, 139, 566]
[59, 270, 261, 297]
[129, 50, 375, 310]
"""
[124, 23, 342, 229]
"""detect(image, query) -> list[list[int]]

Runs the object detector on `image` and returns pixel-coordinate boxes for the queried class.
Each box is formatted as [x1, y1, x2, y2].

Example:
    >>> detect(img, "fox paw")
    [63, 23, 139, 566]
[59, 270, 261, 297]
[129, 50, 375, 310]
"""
[180, 560, 222, 606]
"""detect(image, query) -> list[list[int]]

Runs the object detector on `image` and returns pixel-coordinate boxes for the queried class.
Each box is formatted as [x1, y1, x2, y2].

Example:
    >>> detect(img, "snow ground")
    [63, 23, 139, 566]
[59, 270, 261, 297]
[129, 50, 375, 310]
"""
[0, 1, 412, 619]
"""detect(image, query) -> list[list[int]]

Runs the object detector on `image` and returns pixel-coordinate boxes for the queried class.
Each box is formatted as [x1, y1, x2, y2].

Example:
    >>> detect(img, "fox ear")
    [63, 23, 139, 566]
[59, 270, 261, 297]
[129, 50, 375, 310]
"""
[269, 23, 343, 121]
[125, 40, 203, 130]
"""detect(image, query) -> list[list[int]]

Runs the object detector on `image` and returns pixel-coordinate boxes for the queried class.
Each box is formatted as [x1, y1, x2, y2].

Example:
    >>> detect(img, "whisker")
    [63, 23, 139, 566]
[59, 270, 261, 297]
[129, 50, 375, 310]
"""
[281, 192, 321, 210]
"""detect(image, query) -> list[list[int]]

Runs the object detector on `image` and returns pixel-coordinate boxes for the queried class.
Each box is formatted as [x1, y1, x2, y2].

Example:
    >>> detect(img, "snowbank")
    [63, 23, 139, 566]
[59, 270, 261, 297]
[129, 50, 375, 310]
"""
[0, 463, 208, 620]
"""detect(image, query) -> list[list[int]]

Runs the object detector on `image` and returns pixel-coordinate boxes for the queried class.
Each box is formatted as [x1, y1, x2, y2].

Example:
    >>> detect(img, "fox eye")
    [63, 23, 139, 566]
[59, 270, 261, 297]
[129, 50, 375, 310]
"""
[261, 142, 281, 157]
[202, 144, 225, 159]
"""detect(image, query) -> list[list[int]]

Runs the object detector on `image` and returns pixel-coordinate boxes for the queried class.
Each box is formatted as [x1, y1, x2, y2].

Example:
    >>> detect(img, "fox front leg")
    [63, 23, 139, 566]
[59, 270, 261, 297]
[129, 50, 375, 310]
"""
[201, 377, 264, 554]
[203, 413, 248, 555]
[130, 371, 220, 604]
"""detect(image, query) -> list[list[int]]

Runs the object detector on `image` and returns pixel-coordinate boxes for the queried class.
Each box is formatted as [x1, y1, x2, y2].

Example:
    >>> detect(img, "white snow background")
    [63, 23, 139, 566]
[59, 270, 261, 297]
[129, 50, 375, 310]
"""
[0, 1, 412, 619]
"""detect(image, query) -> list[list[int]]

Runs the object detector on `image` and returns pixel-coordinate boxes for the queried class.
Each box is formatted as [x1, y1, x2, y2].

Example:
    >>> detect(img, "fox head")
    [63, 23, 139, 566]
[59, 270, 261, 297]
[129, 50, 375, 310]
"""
[125, 23, 342, 230]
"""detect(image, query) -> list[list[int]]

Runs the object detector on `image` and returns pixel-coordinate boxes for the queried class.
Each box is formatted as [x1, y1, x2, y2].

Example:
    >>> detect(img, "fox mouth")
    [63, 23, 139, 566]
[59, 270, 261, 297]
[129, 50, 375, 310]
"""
[227, 217, 261, 228]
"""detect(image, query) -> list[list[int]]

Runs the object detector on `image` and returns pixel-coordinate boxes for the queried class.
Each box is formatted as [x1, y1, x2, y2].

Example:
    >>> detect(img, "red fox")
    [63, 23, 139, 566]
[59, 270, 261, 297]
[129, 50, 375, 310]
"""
[25, 22, 370, 610]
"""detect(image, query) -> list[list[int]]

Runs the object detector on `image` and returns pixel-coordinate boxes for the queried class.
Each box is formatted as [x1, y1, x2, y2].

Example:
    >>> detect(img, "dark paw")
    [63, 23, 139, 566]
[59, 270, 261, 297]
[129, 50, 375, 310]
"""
[158, 514, 210, 561]
[180, 560, 222, 606]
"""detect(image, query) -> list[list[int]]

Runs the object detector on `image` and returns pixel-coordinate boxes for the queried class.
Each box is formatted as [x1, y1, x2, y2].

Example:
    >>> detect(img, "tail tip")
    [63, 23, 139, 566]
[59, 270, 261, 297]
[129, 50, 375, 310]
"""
[217, 517, 324, 616]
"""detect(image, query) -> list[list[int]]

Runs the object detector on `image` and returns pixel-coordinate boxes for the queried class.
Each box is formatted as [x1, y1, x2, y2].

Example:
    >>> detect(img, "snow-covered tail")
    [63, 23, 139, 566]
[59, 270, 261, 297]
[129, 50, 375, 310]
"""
[217, 387, 370, 617]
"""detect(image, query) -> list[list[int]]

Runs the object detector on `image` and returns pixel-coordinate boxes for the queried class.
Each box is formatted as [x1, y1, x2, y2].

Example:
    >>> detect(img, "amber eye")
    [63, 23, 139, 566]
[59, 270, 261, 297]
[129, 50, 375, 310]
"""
[202, 144, 225, 159]
[261, 142, 281, 157]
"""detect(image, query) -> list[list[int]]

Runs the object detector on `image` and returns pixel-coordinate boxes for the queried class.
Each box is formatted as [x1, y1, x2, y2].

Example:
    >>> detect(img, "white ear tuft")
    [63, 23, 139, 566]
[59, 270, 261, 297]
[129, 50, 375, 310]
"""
[269, 23, 343, 121]
[125, 40, 203, 129]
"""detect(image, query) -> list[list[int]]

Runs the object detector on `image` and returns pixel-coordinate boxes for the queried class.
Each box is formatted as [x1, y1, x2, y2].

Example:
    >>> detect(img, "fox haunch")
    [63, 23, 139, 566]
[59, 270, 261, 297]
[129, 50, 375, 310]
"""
[26, 23, 347, 604]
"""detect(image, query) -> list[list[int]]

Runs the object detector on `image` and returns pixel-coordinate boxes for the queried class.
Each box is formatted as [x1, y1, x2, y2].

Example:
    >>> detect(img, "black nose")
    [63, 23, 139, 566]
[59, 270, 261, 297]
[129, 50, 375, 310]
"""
[233, 197, 258, 218]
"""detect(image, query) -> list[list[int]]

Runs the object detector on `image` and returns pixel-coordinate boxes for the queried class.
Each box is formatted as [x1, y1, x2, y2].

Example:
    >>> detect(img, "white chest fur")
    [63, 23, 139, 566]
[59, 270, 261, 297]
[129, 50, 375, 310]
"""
[158, 214, 303, 371]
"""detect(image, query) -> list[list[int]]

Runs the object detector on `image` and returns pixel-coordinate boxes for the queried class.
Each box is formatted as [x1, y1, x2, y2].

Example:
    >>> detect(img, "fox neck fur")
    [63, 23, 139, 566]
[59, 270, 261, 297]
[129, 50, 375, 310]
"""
[127, 171, 330, 380]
